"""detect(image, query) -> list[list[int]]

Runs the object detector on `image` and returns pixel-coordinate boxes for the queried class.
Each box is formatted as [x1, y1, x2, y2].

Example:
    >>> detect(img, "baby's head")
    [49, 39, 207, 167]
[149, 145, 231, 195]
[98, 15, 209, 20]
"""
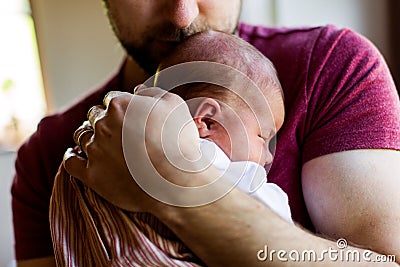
[157, 31, 284, 166]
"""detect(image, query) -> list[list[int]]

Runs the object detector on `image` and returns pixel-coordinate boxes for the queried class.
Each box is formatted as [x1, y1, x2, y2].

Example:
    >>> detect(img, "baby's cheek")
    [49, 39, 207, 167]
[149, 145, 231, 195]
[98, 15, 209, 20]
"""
[250, 140, 267, 165]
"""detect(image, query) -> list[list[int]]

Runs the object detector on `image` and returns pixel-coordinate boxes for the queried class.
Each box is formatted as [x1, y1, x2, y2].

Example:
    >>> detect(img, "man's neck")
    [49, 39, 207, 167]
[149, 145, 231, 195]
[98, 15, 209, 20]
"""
[121, 56, 151, 91]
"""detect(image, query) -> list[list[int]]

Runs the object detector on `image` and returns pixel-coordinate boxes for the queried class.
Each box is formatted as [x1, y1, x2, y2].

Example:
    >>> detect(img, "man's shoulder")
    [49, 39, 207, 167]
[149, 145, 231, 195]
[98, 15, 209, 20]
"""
[238, 23, 384, 67]
[238, 23, 346, 43]
[238, 22, 324, 38]
[237, 23, 382, 98]
[237, 23, 363, 58]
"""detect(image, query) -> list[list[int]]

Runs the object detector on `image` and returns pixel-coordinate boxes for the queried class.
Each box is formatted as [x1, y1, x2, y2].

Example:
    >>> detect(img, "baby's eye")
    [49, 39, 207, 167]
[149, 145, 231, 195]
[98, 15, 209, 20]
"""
[258, 134, 267, 142]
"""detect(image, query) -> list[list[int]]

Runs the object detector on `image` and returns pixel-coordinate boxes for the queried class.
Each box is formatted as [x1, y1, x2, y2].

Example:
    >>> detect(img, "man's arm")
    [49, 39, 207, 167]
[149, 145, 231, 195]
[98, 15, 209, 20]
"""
[302, 149, 400, 260]
[149, 151, 400, 266]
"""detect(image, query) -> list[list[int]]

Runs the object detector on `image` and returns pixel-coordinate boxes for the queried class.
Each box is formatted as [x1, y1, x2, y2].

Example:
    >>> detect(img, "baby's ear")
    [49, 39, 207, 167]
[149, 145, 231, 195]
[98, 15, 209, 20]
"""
[193, 98, 221, 118]
[193, 98, 221, 138]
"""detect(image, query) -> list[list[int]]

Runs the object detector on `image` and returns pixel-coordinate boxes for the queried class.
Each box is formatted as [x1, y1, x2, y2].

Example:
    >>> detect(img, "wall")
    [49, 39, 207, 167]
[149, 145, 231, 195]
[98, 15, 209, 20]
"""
[240, 0, 276, 27]
[30, 0, 124, 111]
[31, 0, 391, 111]
[0, 151, 16, 267]
[241, 0, 390, 63]
[275, 0, 390, 64]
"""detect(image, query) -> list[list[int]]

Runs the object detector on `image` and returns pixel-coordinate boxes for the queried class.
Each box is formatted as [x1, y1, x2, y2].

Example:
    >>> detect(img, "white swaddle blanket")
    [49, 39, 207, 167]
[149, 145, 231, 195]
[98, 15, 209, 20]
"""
[200, 138, 292, 223]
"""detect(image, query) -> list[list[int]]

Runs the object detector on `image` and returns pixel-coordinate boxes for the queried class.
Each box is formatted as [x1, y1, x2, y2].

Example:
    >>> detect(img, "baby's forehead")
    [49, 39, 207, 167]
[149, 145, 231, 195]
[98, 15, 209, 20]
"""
[187, 82, 277, 117]
[224, 102, 276, 138]
[229, 88, 283, 128]
[191, 83, 270, 106]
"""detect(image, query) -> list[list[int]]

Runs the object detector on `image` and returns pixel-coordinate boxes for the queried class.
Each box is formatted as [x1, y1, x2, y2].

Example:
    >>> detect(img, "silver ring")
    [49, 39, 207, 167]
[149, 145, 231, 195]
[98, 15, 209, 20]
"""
[77, 128, 94, 153]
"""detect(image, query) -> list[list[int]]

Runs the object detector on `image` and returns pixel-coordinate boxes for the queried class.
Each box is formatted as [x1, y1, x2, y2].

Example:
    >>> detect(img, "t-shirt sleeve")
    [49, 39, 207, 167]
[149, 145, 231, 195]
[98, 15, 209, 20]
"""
[12, 122, 59, 260]
[11, 70, 119, 260]
[12, 112, 96, 259]
[302, 27, 400, 163]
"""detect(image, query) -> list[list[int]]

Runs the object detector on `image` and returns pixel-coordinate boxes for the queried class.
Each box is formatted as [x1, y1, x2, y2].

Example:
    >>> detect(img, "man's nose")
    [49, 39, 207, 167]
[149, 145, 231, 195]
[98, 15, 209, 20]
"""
[164, 0, 199, 29]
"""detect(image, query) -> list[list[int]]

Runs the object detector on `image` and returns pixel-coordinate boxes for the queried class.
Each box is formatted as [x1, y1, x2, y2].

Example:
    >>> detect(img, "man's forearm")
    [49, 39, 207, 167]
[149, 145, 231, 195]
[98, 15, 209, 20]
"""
[156, 188, 398, 266]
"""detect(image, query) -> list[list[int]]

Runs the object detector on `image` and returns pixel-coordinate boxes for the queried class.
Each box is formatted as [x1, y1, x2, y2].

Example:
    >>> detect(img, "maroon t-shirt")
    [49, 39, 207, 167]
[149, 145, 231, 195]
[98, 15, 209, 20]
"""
[12, 24, 400, 260]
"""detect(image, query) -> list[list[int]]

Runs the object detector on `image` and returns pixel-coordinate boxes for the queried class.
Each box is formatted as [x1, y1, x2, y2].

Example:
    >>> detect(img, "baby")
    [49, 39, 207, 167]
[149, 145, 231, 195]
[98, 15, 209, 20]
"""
[153, 30, 291, 221]
[50, 31, 291, 267]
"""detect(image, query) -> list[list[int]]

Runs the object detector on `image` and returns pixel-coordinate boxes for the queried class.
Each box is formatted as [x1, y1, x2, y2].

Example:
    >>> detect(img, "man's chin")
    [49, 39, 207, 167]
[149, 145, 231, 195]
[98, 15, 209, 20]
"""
[127, 51, 161, 74]
[126, 46, 178, 74]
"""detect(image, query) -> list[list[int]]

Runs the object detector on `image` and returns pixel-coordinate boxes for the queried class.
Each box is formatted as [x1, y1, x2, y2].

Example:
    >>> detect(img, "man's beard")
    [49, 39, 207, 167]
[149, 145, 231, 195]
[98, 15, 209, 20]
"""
[121, 22, 212, 74]
[116, 21, 238, 74]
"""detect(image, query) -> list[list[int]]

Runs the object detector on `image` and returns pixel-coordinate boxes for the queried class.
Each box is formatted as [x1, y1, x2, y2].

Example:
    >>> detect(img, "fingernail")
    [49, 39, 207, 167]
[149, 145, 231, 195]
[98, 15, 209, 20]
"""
[133, 84, 147, 94]
[63, 148, 74, 162]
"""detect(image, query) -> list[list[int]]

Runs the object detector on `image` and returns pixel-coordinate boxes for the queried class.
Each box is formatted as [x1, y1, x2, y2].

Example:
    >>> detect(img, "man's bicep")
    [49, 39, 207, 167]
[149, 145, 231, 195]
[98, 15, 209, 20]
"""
[302, 149, 400, 257]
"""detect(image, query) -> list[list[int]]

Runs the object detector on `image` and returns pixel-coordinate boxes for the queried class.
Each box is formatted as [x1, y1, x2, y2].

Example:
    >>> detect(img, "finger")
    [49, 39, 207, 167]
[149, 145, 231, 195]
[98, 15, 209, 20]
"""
[103, 91, 132, 107]
[133, 84, 147, 94]
[134, 86, 171, 99]
[136, 87, 185, 109]
[87, 105, 106, 128]
[73, 120, 93, 145]
[63, 148, 88, 180]
[77, 129, 94, 157]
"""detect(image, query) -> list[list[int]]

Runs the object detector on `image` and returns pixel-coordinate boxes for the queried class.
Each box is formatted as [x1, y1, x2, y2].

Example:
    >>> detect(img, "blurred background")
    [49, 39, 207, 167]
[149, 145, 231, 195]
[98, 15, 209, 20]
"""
[0, 0, 399, 265]
[0, 0, 399, 152]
